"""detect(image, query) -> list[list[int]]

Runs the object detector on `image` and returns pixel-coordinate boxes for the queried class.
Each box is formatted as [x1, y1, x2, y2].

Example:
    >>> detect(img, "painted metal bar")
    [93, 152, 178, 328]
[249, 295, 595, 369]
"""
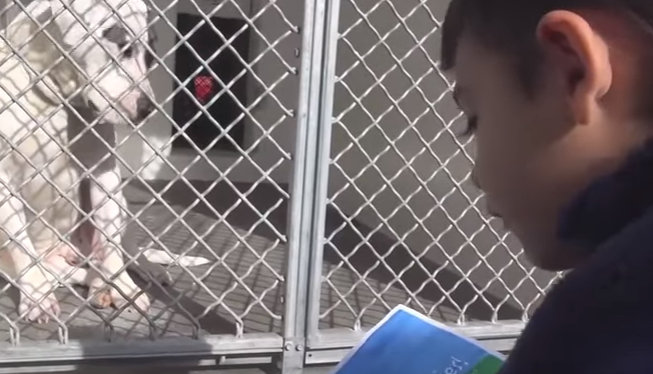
[303, 322, 525, 366]
[281, 0, 335, 371]
[303, 0, 342, 348]
[0, 333, 282, 364]
[0, 357, 275, 374]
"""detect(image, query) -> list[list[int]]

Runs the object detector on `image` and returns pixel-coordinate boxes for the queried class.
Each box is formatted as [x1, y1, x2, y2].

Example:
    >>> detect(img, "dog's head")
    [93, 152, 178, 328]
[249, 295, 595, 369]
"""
[9, 0, 157, 126]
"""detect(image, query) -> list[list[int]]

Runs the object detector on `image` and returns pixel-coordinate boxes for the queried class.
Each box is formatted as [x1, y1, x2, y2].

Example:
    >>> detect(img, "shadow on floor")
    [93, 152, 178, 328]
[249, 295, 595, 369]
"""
[140, 179, 525, 328]
[0, 179, 525, 347]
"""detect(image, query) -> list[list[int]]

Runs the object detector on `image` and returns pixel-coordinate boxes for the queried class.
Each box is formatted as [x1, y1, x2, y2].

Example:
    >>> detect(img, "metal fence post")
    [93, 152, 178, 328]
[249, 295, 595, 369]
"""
[302, 0, 341, 348]
[282, 0, 341, 372]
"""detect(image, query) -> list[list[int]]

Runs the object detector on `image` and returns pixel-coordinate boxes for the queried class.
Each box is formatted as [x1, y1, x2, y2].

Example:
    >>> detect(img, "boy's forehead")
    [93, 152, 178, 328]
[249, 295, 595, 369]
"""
[446, 35, 485, 83]
[445, 34, 520, 102]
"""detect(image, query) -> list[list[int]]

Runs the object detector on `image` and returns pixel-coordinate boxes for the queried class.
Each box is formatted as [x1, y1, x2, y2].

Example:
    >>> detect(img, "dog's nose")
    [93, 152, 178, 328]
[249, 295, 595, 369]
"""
[136, 96, 155, 121]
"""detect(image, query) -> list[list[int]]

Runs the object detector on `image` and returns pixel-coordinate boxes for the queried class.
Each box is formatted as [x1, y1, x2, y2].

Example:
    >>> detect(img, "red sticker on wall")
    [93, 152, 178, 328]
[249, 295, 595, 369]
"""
[194, 75, 214, 104]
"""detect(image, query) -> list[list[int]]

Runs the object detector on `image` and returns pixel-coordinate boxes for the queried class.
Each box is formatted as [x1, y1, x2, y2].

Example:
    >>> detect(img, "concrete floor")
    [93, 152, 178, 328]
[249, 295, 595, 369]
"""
[0, 180, 526, 345]
[0, 179, 528, 372]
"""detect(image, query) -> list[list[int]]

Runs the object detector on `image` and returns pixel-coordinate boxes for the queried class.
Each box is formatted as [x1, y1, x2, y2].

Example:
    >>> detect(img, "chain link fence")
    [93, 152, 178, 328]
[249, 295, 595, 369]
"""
[302, 0, 562, 363]
[0, 0, 557, 371]
[0, 0, 304, 370]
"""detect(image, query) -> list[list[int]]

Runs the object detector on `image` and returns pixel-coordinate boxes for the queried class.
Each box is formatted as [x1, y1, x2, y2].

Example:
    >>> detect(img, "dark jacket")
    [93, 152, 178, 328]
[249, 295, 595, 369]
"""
[498, 140, 653, 374]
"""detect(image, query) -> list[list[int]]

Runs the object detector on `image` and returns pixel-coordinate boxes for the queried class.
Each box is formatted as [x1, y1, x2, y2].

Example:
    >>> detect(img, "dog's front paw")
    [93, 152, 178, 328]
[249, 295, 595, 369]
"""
[18, 270, 60, 323]
[88, 287, 113, 309]
[88, 274, 151, 313]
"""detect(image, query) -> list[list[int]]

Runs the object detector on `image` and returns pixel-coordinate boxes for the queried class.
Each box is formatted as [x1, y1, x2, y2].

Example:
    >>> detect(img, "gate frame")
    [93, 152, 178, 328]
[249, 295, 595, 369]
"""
[279, 0, 342, 371]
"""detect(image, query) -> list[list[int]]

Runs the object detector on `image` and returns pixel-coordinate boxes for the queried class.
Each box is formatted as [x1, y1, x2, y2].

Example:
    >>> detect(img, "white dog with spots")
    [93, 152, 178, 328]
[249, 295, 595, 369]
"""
[0, 0, 208, 323]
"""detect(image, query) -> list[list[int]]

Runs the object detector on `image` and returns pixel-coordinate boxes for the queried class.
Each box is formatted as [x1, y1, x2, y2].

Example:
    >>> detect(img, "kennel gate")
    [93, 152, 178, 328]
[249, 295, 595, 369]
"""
[0, 0, 557, 372]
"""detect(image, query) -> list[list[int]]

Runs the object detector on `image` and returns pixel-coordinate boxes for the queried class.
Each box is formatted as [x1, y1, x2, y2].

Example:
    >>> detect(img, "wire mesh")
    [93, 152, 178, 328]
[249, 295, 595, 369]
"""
[0, 0, 302, 351]
[320, 0, 562, 334]
[0, 0, 567, 367]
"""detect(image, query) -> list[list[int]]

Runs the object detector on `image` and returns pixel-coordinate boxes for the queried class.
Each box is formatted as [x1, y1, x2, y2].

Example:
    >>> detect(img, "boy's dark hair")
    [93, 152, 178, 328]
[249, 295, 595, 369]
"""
[440, 0, 653, 93]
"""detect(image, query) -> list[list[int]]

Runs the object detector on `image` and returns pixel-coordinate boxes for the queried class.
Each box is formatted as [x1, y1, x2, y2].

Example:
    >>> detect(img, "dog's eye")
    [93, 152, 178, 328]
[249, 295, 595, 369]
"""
[102, 26, 136, 59]
[122, 45, 135, 59]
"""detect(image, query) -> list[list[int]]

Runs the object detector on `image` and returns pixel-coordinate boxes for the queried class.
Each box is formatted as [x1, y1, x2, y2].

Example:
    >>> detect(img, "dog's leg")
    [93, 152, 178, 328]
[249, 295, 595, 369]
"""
[45, 248, 87, 287]
[26, 161, 83, 292]
[85, 169, 150, 313]
[0, 173, 59, 323]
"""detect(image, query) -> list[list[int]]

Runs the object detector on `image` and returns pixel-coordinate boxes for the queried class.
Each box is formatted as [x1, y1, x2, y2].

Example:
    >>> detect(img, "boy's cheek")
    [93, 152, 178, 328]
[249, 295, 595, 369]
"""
[475, 148, 542, 220]
[472, 137, 515, 188]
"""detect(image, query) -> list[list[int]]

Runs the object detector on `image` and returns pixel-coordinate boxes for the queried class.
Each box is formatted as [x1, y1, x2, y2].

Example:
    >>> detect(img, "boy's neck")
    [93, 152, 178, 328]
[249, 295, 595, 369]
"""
[558, 134, 653, 253]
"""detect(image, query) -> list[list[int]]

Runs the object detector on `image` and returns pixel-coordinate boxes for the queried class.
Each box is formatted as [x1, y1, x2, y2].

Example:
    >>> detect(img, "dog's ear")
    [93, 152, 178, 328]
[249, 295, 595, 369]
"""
[5, 1, 51, 52]
[3, 1, 82, 103]
[48, 0, 92, 48]
[43, 0, 95, 97]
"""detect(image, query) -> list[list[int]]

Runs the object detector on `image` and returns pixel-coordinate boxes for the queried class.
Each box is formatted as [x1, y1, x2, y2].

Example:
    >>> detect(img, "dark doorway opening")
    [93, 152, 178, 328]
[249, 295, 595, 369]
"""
[172, 13, 250, 151]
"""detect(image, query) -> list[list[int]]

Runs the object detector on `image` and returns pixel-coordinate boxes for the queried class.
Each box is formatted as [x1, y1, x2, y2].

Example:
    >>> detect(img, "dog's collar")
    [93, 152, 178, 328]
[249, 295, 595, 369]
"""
[558, 138, 653, 252]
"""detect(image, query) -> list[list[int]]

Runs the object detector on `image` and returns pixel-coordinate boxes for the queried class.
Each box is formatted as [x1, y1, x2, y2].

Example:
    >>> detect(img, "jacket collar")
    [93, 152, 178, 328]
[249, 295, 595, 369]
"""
[498, 139, 653, 374]
[558, 139, 653, 251]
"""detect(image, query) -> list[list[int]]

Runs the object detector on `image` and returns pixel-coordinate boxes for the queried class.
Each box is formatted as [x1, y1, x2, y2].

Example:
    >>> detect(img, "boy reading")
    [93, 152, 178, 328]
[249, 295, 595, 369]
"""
[441, 0, 653, 372]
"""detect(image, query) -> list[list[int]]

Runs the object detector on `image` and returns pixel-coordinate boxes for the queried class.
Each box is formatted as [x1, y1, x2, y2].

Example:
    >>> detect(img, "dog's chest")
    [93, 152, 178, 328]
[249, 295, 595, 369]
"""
[16, 109, 73, 160]
[0, 60, 75, 174]
[12, 110, 80, 193]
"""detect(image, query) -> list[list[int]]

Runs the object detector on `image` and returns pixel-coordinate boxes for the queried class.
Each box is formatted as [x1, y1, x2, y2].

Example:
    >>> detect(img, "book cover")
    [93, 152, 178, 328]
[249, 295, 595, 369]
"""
[331, 305, 504, 374]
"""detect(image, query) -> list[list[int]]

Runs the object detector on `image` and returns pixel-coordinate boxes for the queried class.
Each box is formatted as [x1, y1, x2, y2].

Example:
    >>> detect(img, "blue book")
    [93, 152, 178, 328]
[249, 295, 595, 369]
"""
[332, 305, 505, 374]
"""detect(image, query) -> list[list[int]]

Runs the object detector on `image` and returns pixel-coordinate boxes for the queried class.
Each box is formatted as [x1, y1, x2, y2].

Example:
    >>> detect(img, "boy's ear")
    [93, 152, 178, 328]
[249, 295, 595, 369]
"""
[536, 10, 612, 125]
